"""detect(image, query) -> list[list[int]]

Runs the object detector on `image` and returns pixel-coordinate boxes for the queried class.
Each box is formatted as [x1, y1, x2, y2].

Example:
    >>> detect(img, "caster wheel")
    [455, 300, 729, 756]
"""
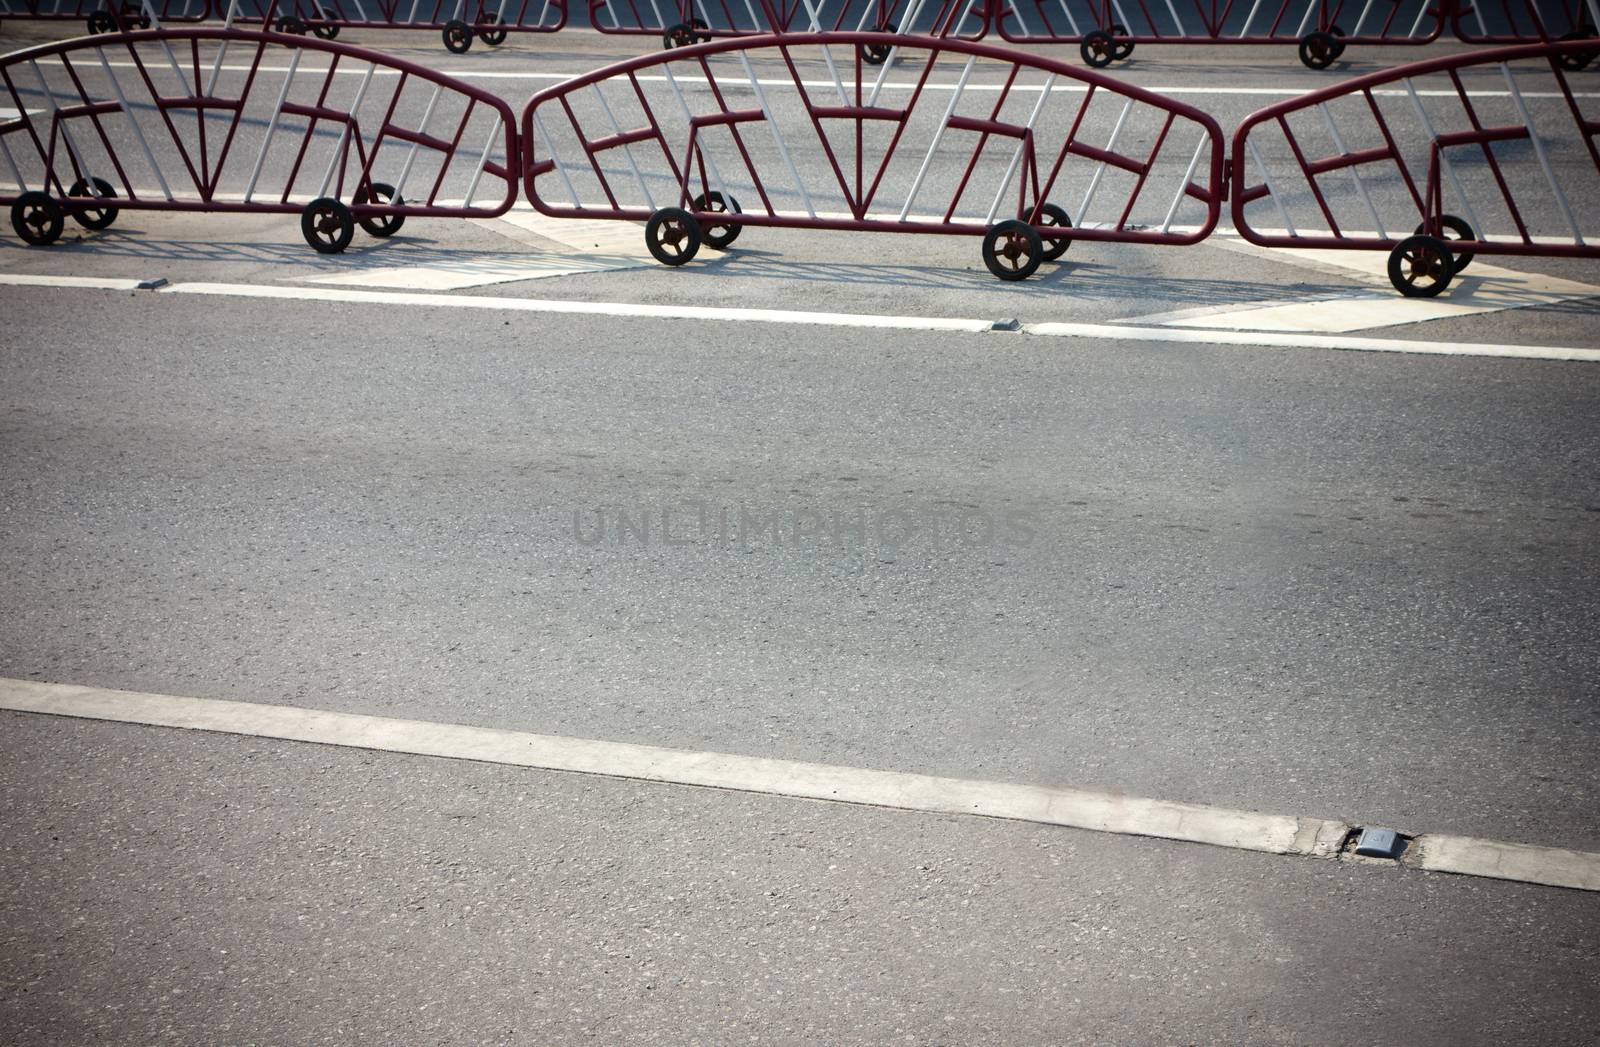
[1557, 29, 1596, 70]
[645, 207, 700, 266]
[1414, 214, 1475, 275]
[312, 23, 339, 38]
[86, 10, 119, 34]
[443, 19, 472, 53]
[355, 182, 405, 238]
[479, 13, 507, 45]
[858, 21, 897, 65]
[692, 15, 710, 42]
[275, 15, 307, 34]
[663, 21, 696, 48]
[11, 192, 65, 246]
[1299, 30, 1340, 69]
[1036, 202, 1072, 261]
[692, 191, 741, 250]
[1080, 30, 1116, 68]
[1109, 22, 1134, 60]
[302, 197, 355, 254]
[1388, 234, 1454, 298]
[67, 176, 119, 231]
[983, 219, 1042, 281]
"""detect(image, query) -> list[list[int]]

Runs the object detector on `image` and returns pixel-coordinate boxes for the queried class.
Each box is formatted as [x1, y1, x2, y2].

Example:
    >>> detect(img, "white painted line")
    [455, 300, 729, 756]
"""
[0, 677, 1342, 857]
[0, 273, 150, 291]
[157, 281, 1000, 333]
[1415, 834, 1600, 893]
[4, 677, 1598, 892]
[304, 255, 647, 290]
[1024, 321, 1600, 362]
[47, 59, 1600, 98]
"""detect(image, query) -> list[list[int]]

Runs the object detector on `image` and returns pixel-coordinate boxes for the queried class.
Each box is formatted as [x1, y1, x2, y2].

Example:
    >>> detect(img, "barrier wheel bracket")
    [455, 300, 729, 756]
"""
[646, 207, 701, 266]
[983, 220, 1043, 281]
[355, 182, 405, 238]
[692, 191, 741, 250]
[11, 192, 65, 246]
[1388, 234, 1454, 298]
[1081, 30, 1116, 69]
[1037, 202, 1072, 261]
[1414, 214, 1475, 275]
[443, 19, 473, 53]
[302, 198, 355, 254]
[67, 176, 119, 231]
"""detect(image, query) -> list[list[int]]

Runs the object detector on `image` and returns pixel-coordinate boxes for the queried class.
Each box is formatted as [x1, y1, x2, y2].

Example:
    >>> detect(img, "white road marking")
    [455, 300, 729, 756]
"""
[2, 677, 1596, 891]
[0, 273, 150, 290]
[305, 254, 646, 290]
[488, 210, 650, 256]
[157, 280, 1000, 332]
[44, 59, 1600, 98]
[3, 274, 1594, 358]
[1023, 321, 1600, 362]
[1121, 244, 1600, 332]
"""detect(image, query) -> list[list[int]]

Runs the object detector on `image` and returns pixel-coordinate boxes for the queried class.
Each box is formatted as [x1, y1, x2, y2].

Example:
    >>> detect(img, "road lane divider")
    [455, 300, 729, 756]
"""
[3, 677, 1597, 892]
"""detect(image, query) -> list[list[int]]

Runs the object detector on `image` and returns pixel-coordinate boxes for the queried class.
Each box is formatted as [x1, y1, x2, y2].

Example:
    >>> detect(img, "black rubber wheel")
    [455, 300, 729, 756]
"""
[859, 21, 896, 65]
[983, 220, 1042, 281]
[67, 176, 119, 230]
[302, 197, 355, 254]
[1388, 234, 1454, 298]
[355, 181, 405, 238]
[692, 15, 710, 42]
[663, 22, 696, 48]
[1557, 29, 1596, 71]
[692, 191, 741, 250]
[275, 15, 307, 34]
[1036, 202, 1072, 261]
[1298, 31, 1339, 69]
[312, 23, 339, 39]
[443, 19, 472, 53]
[11, 192, 64, 246]
[1328, 25, 1346, 59]
[1109, 22, 1134, 60]
[478, 13, 507, 45]
[1414, 214, 1474, 274]
[645, 207, 700, 266]
[86, 10, 118, 34]
[1080, 30, 1116, 69]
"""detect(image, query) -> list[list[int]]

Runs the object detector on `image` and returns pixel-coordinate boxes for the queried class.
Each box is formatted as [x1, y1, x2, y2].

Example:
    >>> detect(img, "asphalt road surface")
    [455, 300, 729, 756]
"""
[2, 19, 1599, 1047]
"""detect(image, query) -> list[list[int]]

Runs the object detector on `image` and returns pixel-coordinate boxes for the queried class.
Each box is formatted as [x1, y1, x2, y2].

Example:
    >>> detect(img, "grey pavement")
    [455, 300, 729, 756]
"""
[2, 21, 1599, 1047]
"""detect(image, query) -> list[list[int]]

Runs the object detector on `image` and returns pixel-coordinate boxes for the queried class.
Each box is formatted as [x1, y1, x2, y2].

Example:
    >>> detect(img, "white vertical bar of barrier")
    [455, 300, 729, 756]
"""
[1318, 101, 1384, 239]
[532, 110, 581, 207]
[985, 73, 1054, 225]
[1500, 63, 1582, 244]
[244, 49, 302, 203]
[317, 63, 374, 198]
[1074, 96, 1129, 226]
[1401, 77, 1483, 241]
[1160, 134, 1205, 234]
[97, 47, 174, 200]
[897, 53, 974, 221]
[1246, 135, 1296, 236]
[590, 82, 657, 209]
[395, 82, 441, 201]
[739, 50, 815, 217]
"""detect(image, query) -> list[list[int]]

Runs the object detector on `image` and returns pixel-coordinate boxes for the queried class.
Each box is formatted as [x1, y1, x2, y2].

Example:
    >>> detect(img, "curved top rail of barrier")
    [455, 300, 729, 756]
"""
[0, 28, 520, 222]
[1231, 40, 1600, 257]
[520, 32, 1226, 246]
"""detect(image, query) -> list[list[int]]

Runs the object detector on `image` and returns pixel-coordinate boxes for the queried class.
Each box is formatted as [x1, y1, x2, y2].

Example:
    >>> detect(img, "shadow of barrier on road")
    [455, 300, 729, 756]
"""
[1, 28, 1596, 296]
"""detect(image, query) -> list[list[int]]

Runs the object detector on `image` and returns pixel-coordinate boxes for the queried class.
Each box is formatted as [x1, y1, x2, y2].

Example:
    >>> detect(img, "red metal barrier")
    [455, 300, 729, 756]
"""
[216, 0, 567, 53]
[1231, 40, 1600, 295]
[1, 28, 518, 252]
[0, 0, 209, 33]
[1453, 1, 1597, 67]
[589, 0, 991, 58]
[995, 0, 1448, 70]
[521, 33, 1224, 279]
